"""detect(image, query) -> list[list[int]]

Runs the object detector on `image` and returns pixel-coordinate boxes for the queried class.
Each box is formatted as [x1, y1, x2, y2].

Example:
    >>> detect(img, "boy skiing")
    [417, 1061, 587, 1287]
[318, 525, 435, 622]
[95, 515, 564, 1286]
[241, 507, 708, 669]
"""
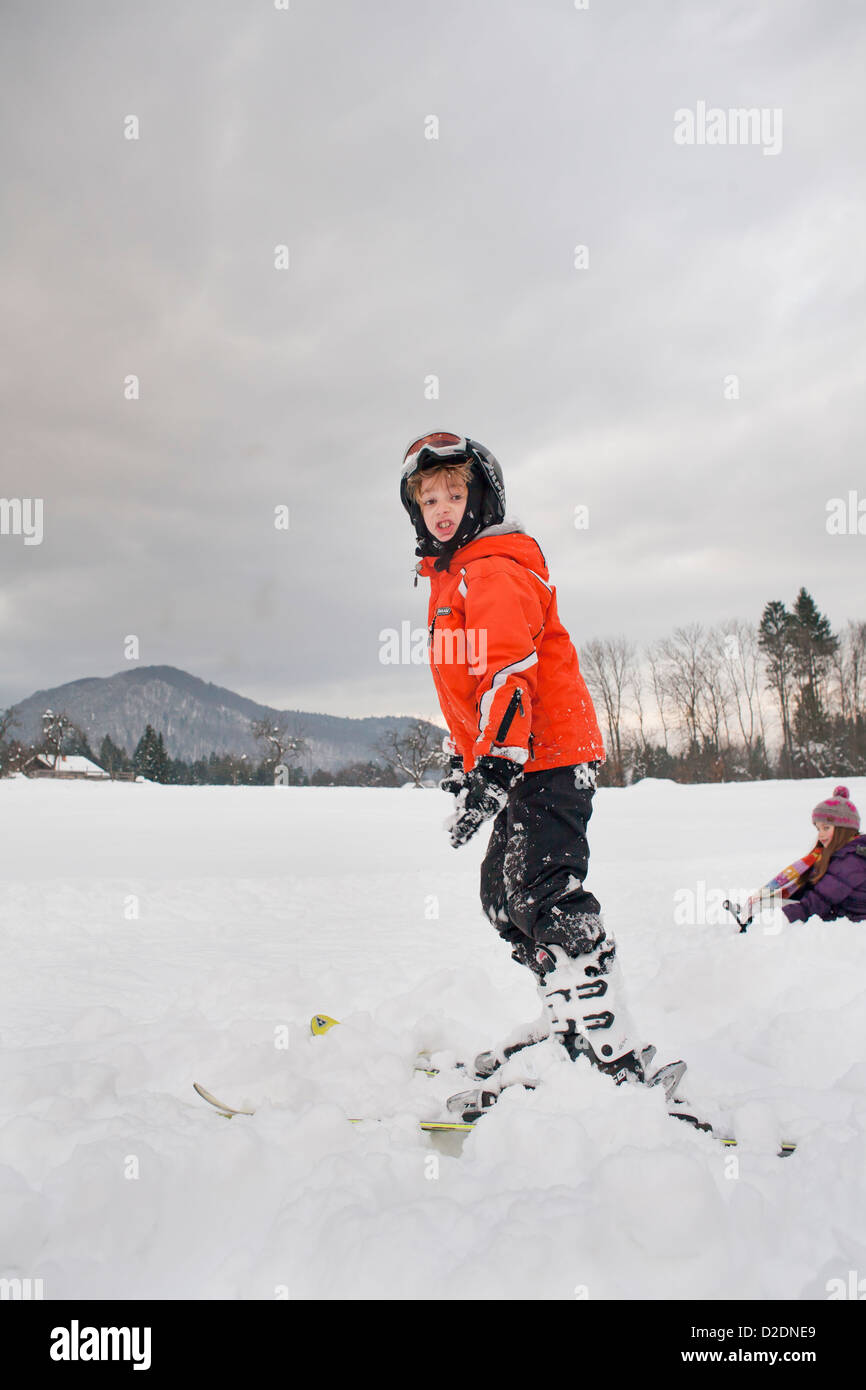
[400, 431, 688, 1119]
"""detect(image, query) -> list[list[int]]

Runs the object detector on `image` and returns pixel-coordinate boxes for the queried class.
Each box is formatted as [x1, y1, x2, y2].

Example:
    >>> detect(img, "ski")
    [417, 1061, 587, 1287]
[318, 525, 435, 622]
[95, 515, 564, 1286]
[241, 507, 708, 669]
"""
[192, 1083, 473, 1131]
[192, 1082, 796, 1154]
[193, 1082, 255, 1116]
[304, 1014, 797, 1156]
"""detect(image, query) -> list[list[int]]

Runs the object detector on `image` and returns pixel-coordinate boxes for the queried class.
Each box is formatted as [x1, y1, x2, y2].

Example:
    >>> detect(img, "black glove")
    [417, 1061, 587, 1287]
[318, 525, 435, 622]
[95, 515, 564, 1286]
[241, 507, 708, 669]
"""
[447, 755, 522, 848]
[440, 754, 468, 797]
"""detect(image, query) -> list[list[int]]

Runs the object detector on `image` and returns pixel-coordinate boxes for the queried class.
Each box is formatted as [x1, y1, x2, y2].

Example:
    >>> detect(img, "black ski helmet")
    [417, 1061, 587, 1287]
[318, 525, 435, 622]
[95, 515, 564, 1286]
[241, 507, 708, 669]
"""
[400, 433, 506, 567]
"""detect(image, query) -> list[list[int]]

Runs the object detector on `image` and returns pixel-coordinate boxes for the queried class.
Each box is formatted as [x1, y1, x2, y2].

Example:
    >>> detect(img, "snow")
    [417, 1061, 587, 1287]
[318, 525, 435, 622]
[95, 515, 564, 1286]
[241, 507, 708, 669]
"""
[1, 774, 864, 1299]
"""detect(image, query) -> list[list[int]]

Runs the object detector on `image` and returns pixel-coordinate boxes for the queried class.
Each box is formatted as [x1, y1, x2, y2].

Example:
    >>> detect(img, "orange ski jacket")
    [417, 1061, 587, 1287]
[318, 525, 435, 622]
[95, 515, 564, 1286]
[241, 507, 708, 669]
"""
[416, 525, 605, 774]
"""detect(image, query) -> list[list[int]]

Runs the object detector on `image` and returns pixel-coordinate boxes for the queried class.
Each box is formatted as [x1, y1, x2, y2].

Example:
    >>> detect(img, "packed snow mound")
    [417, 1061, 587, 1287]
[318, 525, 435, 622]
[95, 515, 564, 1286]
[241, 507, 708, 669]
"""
[0, 776, 864, 1298]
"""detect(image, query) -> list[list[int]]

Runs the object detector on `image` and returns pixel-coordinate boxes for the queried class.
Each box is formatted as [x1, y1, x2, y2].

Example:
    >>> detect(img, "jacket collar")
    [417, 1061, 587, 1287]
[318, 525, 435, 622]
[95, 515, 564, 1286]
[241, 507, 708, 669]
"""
[416, 518, 539, 580]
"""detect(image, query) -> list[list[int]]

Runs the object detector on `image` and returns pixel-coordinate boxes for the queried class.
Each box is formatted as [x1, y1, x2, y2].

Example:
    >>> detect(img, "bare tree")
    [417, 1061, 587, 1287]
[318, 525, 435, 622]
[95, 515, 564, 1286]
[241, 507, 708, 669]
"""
[829, 632, 848, 722]
[0, 706, 19, 744]
[837, 620, 866, 722]
[716, 620, 762, 755]
[250, 717, 308, 770]
[657, 625, 709, 751]
[287, 716, 313, 779]
[41, 709, 74, 767]
[696, 632, 731, 766]
[626, 659, 655, 754]
[582, 636, 634, 784]
[3, 740, 34, 776]
[851, 621, 866, 719]
[0, 706, 22, 777]
[375, 720, 447, 788]
[646, 642, 672, 749]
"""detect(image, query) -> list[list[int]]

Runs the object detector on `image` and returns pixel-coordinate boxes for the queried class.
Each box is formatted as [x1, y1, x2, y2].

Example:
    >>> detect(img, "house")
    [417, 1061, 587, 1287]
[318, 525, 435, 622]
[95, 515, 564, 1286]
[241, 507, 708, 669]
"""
[26, 753, 110, 780]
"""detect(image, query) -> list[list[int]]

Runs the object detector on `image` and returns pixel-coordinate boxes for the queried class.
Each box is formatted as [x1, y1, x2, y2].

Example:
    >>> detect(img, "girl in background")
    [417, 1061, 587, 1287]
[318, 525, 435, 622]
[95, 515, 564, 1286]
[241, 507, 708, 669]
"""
[782, 786, 866, 924]
[726, 785, 866, 928]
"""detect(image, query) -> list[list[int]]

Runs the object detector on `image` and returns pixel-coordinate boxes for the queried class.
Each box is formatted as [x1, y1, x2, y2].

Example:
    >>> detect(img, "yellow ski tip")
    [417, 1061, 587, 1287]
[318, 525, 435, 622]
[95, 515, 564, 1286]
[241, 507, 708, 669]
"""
[311, 1013, 340, 1036]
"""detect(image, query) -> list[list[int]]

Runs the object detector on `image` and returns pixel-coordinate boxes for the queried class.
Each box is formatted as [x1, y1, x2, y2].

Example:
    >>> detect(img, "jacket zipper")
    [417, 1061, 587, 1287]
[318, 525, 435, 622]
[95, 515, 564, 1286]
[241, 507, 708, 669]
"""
[495, 687, 524, 744]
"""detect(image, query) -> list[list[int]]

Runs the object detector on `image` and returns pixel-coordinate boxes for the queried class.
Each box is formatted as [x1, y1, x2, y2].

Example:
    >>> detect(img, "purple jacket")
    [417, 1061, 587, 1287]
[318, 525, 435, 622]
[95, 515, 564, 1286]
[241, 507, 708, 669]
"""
[782, 835, 866, 923]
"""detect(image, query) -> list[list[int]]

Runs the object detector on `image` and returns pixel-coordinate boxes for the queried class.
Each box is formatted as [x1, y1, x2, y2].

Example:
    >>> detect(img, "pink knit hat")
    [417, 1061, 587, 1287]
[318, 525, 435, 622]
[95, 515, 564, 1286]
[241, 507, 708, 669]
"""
[811, 785, 860, 831]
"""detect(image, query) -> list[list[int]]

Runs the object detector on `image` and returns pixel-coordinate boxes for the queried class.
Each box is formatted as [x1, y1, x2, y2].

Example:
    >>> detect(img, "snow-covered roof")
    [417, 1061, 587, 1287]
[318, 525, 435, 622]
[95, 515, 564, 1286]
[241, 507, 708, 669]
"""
[34, 754, 108, 776]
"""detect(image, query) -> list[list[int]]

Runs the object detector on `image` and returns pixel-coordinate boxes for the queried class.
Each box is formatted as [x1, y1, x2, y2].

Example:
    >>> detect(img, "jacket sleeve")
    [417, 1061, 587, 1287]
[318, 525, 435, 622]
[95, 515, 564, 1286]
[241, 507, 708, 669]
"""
[462, 559, 545, 763]
[781, 860, 855, 922]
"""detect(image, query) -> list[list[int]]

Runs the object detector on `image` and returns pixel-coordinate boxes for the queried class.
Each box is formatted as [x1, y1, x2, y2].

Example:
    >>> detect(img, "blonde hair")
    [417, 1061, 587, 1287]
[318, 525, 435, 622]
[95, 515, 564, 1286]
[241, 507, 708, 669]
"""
[810, 825, 859, 883]
[406, 460, 473, 504]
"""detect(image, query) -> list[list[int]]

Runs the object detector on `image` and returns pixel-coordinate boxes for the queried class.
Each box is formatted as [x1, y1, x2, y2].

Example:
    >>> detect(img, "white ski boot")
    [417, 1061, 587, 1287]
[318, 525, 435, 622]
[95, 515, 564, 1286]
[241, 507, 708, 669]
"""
[533, 941, 687, 1103]
[445, 937, 693, 1125]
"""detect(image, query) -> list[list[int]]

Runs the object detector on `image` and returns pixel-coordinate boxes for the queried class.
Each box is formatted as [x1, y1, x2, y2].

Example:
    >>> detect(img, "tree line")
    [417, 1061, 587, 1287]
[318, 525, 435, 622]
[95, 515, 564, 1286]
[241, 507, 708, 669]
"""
[582, 588, 866, 786]
[0, 710, 447, 788]
[6, 589, 858, 790]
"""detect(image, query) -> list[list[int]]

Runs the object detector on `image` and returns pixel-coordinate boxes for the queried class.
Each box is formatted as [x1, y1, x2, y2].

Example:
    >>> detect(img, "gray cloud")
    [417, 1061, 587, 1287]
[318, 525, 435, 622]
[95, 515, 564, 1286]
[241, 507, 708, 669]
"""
[1, 0, 864, 718]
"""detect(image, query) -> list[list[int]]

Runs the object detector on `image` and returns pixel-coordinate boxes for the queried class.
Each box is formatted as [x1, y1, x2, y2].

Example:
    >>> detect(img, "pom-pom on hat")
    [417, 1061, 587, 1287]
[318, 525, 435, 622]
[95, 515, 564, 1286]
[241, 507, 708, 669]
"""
[811, 785, 860, 832]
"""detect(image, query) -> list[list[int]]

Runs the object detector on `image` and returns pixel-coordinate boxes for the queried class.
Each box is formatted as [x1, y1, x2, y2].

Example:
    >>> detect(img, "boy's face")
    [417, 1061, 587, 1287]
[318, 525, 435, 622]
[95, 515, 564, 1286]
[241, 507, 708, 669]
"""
[418, 473, 468, 542]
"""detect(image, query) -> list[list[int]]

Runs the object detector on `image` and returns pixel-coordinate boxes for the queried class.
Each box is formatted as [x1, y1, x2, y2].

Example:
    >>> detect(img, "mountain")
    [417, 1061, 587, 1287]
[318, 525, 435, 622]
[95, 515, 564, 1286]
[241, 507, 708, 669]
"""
[7, 666, 441, 773]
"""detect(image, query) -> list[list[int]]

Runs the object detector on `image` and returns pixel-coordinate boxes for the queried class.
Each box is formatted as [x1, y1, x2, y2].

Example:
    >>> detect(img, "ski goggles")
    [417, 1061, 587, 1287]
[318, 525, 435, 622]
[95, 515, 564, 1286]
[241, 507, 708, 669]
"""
[402, 432, 473, 475]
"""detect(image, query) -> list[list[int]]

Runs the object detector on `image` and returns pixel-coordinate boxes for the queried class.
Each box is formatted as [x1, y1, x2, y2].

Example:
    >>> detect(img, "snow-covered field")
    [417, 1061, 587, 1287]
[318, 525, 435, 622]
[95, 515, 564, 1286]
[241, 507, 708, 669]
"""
[1, 775, 864, 1300]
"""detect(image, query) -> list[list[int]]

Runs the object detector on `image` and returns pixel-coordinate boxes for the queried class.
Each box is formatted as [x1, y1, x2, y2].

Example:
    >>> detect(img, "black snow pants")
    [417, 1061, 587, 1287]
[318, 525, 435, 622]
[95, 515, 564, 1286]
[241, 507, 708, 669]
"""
[479, 763, 604, 966]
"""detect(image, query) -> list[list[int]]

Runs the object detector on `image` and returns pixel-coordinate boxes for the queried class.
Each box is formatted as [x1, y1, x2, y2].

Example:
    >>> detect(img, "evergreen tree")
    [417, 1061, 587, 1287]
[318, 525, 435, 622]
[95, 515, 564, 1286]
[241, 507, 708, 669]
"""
[746, 734, 771, 781]
[623, 738, 677, 785]
[789, 589, 838, 763]
[166, 756, 192, 785]
[333, 760, 401, 787]
[757, 601, 797, 775]
[98, 734, 131, 779]
[133, 725, 170, 782]
[154, 732, 171, 783]
[133, 725, 153, 779]
[65, 723, 98, 762]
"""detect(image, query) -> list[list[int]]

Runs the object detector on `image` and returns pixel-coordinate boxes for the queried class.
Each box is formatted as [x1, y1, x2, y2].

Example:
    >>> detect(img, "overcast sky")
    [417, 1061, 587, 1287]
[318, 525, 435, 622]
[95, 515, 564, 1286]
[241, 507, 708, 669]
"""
[1, 0, 864, 725]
